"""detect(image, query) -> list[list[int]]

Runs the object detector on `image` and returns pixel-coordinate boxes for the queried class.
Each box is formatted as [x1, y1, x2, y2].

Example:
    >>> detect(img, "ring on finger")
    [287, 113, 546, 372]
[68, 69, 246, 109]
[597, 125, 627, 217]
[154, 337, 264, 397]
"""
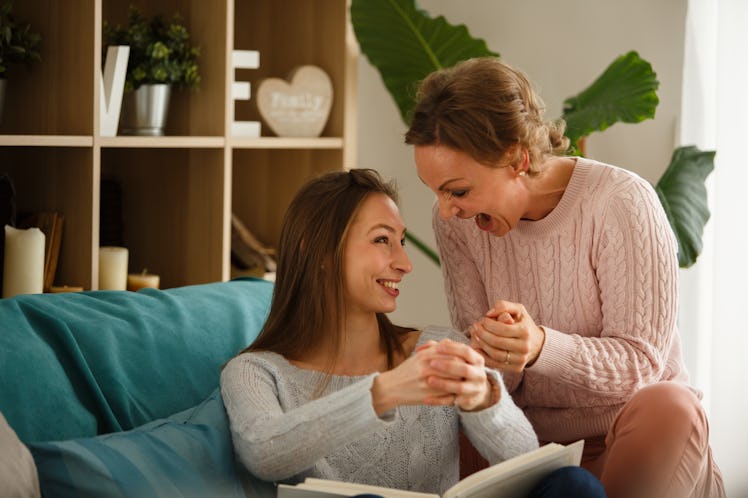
[504, 350, 510, 365]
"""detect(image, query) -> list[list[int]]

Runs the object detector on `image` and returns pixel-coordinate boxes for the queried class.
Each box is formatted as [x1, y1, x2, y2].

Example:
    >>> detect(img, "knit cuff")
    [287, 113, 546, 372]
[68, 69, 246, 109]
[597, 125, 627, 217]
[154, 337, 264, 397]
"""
[526, 325, 579, 376]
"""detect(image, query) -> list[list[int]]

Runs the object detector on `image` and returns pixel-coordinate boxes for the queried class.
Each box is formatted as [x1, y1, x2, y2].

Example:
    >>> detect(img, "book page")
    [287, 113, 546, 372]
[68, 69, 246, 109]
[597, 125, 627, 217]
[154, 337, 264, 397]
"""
[443, 440, 584, 498]
[281, 478, 438, 498]
[276, 440, 583, 498]
[278, 484, 349, 498]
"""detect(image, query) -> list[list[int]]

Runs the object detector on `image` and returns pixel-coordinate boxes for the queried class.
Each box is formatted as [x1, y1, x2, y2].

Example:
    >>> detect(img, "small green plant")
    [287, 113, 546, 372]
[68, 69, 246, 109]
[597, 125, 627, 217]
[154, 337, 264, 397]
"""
[103, 5, 200, 92]
[0, 2, 41, 78]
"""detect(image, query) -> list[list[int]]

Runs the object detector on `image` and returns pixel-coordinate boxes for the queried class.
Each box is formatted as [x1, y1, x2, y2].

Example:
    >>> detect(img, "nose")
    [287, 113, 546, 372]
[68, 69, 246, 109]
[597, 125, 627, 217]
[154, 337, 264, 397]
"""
[394, 240, 413, 275]
[437, 198, 459, 220]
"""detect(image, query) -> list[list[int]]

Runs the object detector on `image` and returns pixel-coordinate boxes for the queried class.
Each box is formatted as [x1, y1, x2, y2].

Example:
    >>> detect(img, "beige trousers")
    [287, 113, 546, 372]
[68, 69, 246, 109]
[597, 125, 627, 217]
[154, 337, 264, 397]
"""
[581, 382, 725, 498]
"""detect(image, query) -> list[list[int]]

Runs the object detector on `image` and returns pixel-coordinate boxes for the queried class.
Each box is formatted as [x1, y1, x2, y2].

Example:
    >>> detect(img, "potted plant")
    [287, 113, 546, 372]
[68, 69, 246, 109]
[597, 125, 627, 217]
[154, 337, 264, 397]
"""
[103, 5, 200, 136]
[351, 0, 714, 269]
[0, 2, 41, 124]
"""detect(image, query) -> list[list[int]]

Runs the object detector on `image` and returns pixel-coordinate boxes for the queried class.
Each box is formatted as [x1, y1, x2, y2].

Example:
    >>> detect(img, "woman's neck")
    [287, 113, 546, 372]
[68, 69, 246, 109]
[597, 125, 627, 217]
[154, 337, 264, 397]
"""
[291, 312, 388, 375]
[523, 156, 576, 221]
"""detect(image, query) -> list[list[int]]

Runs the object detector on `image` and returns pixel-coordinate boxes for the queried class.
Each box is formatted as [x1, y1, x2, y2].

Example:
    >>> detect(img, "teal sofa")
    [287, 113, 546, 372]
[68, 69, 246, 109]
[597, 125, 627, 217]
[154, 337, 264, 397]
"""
[0, 277, 277, 498]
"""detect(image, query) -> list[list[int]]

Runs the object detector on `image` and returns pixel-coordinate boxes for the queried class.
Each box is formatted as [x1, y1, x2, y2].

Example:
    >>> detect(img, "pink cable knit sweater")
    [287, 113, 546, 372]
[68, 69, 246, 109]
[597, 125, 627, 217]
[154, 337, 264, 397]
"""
[433, 157, 693, 443]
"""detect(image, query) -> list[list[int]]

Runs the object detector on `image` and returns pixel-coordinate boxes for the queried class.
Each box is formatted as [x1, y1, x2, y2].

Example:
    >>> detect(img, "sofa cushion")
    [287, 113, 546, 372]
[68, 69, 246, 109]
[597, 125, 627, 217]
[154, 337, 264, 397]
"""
[0, 411, 41, 498]
[0, 277, 273, 442]
[28, 388, 276, 498]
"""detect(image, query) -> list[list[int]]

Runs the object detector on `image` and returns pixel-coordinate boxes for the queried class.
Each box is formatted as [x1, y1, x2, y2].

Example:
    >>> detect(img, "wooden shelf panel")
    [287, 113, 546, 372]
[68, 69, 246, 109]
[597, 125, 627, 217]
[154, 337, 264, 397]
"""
[0, 147, 95, 290]
[233, 0, 349, 138]
[0, 136, 93, 147]
[102, 0, 228, 137]
[229, 137, 344, 149]
[97, 136, 225, 148]
[101, 148, 228, 289]
[232, 148, 342, 248]
[0, 0, 96, 136]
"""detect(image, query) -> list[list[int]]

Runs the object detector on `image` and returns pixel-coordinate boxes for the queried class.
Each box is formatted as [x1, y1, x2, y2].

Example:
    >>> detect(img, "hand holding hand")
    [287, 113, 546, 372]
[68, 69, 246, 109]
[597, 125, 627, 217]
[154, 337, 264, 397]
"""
[421, 338, 496, 412]
[372, 339, 495, 414]
[468, 300, 546, 373]
[371, 340, 452, 414]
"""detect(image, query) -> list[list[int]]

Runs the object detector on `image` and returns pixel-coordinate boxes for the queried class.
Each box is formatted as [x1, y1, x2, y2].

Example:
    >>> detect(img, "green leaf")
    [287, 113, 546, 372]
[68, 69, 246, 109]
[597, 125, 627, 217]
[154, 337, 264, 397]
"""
[351, 0, 497, 124]
[405, 231, 440, 266]
[654, 145, 715, 268]
[562, 51, 659, 151]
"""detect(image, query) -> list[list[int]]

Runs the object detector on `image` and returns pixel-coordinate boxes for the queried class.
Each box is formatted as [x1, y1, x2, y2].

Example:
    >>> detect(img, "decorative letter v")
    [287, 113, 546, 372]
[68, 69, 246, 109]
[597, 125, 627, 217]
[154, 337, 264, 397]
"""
[100, 45, 130, 137]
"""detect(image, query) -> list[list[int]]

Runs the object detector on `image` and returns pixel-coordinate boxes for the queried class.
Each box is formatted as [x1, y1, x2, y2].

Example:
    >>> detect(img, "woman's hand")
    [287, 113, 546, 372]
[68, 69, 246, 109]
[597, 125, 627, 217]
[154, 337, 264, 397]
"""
[371, 341, 453, 414]
[421, 338, 496, 412]
[468, 300, 546, 373]
[372, 339, 495, 414]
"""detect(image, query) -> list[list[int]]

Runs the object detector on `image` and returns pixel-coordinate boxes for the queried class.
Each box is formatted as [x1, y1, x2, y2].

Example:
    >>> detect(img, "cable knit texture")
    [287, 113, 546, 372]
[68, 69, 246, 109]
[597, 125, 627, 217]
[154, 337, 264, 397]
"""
[433, 157, 694, 443]
[220, 326, 538, 494]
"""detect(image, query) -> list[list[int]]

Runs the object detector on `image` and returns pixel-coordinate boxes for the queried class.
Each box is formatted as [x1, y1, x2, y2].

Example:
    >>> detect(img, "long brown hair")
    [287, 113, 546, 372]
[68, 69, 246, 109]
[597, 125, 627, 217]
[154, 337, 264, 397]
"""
[405, 57, 569, 174]
[239, 168, 412, 374]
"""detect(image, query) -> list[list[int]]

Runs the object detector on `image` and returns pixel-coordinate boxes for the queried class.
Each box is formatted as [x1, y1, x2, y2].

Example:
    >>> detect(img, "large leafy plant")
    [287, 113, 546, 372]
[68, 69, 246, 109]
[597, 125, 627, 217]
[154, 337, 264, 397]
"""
[351, 0, 713, 268]
[103, 5, 200, 92]
[0, 2, 41, 78]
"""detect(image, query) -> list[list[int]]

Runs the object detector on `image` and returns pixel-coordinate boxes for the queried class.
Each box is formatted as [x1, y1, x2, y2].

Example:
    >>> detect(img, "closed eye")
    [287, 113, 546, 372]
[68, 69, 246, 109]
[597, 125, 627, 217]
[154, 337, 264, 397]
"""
[446, 189, 468, 199]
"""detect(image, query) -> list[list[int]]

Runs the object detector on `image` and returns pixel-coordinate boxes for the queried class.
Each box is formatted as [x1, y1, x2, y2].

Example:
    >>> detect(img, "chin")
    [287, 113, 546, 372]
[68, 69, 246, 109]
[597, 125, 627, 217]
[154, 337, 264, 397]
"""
[379, 302, 397, 314]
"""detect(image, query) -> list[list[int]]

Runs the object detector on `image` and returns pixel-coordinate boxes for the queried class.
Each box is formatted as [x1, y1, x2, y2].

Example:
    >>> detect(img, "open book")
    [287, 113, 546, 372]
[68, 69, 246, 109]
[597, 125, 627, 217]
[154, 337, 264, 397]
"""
[277, 439, 584, 498]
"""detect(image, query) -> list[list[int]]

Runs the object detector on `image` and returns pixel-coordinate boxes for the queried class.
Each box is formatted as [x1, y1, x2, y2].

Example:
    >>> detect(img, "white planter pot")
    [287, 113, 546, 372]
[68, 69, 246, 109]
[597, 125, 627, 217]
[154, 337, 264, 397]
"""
[119, 83, 171, 136]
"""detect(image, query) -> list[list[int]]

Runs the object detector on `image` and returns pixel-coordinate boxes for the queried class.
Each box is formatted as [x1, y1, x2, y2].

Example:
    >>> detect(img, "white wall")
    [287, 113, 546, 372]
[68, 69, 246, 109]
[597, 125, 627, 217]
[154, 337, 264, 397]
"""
[356, 0, 686, 329]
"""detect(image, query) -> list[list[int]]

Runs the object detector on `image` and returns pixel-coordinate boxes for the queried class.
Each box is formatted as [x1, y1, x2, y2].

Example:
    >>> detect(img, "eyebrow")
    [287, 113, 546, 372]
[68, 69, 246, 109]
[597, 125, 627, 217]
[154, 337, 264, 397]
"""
[417, 175, 463, 192]
[418, 175, 462, 192]
[437, 179, 464, 192]
[368, 223, 407, 235]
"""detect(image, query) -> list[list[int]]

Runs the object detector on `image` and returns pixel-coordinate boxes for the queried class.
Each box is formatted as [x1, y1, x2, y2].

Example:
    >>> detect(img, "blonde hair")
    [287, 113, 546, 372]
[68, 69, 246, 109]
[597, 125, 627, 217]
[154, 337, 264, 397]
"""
[405, 57, 569, 173]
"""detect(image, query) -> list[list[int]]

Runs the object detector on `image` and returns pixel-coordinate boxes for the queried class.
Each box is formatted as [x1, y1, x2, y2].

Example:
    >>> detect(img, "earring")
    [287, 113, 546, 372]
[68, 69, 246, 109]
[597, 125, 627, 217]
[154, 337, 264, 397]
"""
[518, 171, 526, 177]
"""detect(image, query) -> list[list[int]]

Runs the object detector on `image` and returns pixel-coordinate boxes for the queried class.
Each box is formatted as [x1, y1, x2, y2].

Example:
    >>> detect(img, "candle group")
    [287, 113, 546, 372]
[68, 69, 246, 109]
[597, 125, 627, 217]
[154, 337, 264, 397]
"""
[3, 242, 162, 294]
[99, 246, 128, 290]
[2, 225, 45, 298]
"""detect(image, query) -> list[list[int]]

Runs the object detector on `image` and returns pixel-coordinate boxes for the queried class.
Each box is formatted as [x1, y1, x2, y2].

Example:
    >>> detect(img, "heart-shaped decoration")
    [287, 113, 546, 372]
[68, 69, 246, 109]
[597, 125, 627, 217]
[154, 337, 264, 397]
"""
[256, 65, 333, 137]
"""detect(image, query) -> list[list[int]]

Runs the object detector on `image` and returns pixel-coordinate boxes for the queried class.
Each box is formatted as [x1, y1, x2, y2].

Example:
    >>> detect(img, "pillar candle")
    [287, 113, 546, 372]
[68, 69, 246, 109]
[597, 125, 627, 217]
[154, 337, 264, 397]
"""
[127, 270, 160, 291]
[2, 225, 45, 298]
[99, 246, 128, 290]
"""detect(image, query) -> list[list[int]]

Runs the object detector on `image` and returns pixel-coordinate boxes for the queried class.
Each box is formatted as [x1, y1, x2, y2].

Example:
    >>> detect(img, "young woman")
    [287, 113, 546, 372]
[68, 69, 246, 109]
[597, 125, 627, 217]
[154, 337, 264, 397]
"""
[405, 56, 724, 498]
[221, 169, 604, 497]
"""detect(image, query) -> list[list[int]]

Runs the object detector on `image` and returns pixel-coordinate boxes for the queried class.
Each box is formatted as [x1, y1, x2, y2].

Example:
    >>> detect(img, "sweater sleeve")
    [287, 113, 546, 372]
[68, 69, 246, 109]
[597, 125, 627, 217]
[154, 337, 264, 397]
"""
[459, 370, 539, 464]
[220, 355, 393, 482]
[530, 177, 680, 398]
[432, 327, 538, 461]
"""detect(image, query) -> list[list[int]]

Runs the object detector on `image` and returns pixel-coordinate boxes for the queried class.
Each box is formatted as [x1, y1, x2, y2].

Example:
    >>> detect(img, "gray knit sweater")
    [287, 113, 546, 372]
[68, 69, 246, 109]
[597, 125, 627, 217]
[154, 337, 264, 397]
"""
[220, 326, 538, 495]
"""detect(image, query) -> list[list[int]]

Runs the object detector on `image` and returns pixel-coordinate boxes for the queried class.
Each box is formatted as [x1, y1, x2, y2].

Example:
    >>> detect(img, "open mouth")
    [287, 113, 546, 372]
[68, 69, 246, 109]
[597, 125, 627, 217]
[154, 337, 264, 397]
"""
[378, 279, 400, 295]
[475, 213, 492, 231]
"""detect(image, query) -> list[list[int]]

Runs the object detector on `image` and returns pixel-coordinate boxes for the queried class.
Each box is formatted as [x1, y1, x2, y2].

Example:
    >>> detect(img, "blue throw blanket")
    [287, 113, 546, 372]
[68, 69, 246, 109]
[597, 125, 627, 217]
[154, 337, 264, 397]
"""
[0, 277, 272, 443]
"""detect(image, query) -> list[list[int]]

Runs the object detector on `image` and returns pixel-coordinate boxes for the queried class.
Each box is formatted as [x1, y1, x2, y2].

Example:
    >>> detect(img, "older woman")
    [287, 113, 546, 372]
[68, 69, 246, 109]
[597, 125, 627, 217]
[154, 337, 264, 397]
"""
[405, 57, 724, 498]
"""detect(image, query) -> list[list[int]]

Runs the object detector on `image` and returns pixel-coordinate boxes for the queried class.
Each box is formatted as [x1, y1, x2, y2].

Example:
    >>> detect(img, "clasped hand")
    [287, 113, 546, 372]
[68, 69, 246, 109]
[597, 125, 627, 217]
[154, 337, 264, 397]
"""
[372, 339, 493, 414]
[468, 300, 546, 372]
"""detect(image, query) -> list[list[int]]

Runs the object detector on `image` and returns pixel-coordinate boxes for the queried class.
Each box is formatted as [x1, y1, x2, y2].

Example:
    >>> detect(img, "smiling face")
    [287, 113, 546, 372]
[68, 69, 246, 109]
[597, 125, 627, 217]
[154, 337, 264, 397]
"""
[415, 144, 528, 237]
[342, 193, 413, 316]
